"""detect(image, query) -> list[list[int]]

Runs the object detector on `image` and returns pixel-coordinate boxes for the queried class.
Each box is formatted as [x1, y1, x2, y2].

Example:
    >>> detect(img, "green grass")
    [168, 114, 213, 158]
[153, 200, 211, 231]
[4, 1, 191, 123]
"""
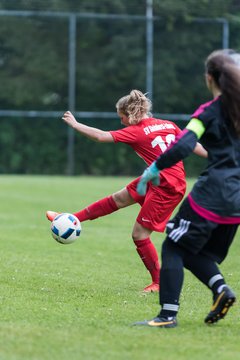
[0, 175, 239, 360]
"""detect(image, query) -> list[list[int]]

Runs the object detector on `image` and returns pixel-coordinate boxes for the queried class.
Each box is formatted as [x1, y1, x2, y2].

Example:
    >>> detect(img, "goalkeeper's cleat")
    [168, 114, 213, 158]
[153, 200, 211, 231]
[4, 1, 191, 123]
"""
[133, 315, 177, 328]
[46, 210, 59, 222]
[143, 282, 159, 293]
[204, 286, 236, 324]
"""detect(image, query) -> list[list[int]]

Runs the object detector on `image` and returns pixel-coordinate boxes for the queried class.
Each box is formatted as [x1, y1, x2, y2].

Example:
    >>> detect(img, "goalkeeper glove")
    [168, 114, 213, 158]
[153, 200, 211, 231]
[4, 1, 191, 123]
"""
[137, 162, 160, 196]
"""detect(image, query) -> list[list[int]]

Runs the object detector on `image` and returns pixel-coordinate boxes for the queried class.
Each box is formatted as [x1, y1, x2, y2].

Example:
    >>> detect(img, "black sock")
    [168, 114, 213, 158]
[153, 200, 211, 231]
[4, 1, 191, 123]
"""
[208, 274, 226, 296]
[159, 240, 185, 318]
[184, 254, 225, 296]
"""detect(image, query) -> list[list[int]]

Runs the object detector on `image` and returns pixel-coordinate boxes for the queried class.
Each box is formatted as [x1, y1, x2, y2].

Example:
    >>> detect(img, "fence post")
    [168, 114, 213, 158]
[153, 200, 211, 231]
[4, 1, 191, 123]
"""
[67, 13, 77, 175]
[146, 0, 153, 100]
[222, 19, 229, 49]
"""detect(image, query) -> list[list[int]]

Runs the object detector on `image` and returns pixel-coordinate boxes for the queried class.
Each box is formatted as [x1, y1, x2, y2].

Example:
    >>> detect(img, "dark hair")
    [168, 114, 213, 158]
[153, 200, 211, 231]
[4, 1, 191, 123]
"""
[205, 49, 240, 137]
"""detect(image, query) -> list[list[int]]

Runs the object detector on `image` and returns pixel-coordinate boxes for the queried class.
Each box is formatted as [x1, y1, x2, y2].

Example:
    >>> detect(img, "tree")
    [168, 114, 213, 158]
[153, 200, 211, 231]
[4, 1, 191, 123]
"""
[0, 0, 238, 174]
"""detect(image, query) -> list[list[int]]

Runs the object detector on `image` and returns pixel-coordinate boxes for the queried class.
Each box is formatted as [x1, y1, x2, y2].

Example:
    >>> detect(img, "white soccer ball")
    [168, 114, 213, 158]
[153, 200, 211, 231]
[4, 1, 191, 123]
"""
[51, 213, 81, 244]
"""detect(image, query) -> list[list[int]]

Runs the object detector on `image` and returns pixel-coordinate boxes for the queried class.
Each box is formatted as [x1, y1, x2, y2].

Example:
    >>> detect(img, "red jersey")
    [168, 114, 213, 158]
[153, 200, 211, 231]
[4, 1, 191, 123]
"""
[110, 117, 186, 193]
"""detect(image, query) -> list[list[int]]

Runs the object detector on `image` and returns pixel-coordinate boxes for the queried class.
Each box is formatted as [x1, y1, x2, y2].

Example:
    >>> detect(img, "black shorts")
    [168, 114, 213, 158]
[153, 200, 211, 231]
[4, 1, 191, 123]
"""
[166, 197, 239, 263]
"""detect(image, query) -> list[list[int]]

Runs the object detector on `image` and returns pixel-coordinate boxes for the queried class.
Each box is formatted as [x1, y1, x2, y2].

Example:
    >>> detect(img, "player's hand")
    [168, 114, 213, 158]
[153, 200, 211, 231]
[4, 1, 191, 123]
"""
[62, 111, 78, 128]
[137, 162, 160, 196]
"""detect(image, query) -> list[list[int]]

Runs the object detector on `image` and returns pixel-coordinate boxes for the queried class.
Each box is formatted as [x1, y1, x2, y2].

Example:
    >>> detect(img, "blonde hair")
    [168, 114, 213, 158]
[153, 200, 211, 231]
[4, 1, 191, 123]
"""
[116, 90, 152, 124]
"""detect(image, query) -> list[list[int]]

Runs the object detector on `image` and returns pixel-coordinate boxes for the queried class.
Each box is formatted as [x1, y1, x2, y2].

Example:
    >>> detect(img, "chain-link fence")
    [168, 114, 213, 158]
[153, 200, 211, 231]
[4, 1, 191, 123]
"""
[0, 4, 239, 175]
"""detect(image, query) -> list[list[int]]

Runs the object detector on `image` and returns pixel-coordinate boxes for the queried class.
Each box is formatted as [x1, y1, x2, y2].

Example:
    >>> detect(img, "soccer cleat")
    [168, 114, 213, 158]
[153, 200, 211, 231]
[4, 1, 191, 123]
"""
[46, 210, 59, 222]
[204, 286, 236, 324]
[143, 282, 159, 293]
[133, 315, 177, 328]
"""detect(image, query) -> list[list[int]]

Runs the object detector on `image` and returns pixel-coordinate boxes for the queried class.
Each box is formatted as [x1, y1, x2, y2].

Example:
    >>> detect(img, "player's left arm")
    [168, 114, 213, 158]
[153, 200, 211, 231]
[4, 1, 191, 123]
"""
[62, 111, 114, 143]
[193, 142, 208, 158]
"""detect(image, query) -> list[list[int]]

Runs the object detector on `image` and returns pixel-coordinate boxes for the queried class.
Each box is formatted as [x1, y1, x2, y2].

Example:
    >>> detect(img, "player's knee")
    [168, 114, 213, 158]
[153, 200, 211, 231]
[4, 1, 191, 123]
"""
[112, 189, 130, 208]
[131, 230, 140, 241]
[162, 238, 175, 254]
[132, 222, 151, 241]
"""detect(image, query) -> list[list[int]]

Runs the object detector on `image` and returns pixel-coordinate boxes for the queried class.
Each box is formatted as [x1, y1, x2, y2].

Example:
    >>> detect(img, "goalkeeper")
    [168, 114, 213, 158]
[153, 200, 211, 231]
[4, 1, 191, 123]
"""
[135, 49, 240, 328]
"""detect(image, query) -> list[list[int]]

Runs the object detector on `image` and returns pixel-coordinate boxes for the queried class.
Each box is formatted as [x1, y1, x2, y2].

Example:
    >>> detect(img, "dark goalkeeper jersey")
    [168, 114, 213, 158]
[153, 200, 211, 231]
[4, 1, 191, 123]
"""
[189, 96, 240, 221]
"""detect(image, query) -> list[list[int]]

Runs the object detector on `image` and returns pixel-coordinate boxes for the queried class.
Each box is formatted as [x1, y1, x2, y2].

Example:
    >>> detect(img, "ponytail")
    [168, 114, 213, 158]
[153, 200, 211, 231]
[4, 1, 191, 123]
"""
[206, 49, 240, 137]
[116, 90, 152, 124]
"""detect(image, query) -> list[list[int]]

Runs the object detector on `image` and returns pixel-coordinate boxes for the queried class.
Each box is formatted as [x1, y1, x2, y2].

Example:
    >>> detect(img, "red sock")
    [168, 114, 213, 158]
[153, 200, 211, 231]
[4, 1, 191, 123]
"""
[74, 195, 118, 222]
[134, 238, 160, 284]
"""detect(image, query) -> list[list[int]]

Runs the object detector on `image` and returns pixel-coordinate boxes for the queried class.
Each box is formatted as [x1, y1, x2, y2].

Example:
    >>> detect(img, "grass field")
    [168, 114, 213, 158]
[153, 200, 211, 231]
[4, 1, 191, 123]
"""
[0, 175, 239, 360]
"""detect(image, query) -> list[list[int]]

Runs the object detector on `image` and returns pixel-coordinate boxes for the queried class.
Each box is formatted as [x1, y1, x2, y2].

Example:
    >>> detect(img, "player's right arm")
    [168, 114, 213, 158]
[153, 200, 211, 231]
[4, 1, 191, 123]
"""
[62, 111, 114, 143]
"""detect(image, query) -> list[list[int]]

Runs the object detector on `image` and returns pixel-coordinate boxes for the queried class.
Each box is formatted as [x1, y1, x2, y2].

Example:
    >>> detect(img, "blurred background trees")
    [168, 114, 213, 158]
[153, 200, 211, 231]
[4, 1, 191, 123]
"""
[0, 0, 239, 175]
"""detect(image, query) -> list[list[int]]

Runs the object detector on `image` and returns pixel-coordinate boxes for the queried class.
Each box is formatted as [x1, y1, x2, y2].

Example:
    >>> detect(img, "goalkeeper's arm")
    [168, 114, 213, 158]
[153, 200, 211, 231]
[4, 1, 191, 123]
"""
[155, 118, 206, 170]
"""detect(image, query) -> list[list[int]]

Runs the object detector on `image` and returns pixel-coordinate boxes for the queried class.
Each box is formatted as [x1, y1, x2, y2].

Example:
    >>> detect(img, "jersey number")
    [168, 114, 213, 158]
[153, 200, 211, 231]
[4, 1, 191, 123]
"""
[151, 134, 175, 153]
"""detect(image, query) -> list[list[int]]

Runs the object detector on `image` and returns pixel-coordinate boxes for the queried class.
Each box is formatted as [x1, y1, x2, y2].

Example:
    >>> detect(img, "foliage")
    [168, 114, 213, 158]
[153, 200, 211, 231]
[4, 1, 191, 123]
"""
[153, 0, 233, 19]
[0, 1, 239, 174]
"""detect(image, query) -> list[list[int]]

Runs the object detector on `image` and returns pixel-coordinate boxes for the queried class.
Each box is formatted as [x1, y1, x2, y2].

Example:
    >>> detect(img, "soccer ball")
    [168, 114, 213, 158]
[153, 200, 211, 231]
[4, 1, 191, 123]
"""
[51, 213, 81, 244]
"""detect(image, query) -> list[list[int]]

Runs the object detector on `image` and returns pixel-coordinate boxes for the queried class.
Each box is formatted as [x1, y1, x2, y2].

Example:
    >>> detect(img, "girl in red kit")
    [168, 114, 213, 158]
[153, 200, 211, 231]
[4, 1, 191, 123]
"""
[47, 90, 207, 292]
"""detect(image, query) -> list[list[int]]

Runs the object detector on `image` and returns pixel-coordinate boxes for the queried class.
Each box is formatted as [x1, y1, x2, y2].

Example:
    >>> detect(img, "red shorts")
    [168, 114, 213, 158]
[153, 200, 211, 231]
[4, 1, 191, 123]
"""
[126, 177, 186, 232]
